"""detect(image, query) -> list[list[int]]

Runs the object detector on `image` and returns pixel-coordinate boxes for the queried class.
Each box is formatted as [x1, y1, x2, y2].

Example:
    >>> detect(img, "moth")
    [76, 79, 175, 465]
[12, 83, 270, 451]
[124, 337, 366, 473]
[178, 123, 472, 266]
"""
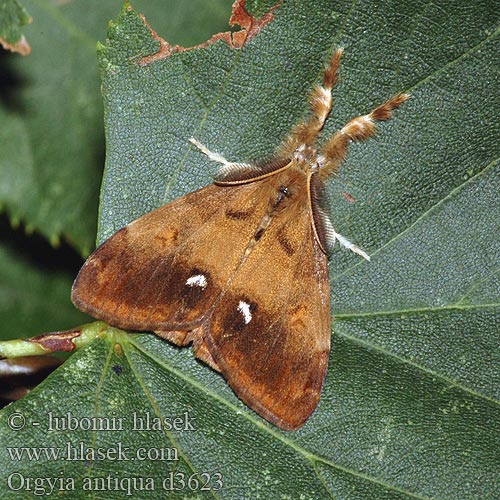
[72, 49, 409, 430]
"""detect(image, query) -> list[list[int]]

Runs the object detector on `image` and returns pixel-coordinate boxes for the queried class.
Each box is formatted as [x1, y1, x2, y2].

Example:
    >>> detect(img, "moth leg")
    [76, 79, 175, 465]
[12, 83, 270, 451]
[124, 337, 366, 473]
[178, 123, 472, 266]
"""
[318, 206, 371, 260]
[155, 326, 221, 372]
[189, 137, 255, 179]
[189, 137, 233, 166]
[281, 48, 344, 156]
[318, 93, 410, 180]
[329, 228, 371, 261]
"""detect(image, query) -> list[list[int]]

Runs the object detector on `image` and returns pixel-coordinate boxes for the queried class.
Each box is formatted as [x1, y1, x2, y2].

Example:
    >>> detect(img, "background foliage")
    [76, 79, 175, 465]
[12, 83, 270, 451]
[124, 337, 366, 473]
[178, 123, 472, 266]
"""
[0, 0, 232, 340]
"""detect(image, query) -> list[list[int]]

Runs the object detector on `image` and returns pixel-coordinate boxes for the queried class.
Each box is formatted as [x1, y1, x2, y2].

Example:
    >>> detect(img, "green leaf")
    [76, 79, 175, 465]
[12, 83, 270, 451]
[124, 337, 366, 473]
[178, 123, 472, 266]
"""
[0, 0, 31, 55]
[0, 1, 104, 254]
[0, 0, 232, 256]
[1, 1, 499, 499]
[0, 238, 89, 341]
[0, 0, 234, 340]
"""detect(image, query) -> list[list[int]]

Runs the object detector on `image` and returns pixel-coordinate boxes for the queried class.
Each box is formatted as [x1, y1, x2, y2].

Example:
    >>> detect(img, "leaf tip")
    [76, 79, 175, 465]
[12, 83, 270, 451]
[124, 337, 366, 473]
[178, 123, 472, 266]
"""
[0, 34, 31, 56]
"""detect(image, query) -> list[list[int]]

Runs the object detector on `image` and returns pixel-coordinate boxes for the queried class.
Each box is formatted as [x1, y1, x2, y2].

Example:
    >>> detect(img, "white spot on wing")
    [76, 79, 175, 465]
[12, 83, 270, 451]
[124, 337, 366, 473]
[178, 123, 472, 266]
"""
[237, 301, 252, 324]
[186, 274, 207, 289]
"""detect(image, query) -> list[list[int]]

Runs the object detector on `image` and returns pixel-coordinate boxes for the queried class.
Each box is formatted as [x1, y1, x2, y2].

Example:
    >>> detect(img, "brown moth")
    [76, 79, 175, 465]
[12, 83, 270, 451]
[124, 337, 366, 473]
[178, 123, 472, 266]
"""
[72, 49, 409, 430]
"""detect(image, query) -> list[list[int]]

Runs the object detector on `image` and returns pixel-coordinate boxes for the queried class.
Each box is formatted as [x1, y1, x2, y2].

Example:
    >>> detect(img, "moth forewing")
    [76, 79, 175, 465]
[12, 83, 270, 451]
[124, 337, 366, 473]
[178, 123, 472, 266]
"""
[71, 182, 271, 332]
[205, 171, 331, 429]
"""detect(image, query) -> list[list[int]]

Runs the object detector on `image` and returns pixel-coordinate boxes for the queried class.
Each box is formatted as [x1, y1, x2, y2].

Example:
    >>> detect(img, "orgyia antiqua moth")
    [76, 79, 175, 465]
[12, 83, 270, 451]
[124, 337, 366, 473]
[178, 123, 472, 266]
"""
[72, 49, 409, 429]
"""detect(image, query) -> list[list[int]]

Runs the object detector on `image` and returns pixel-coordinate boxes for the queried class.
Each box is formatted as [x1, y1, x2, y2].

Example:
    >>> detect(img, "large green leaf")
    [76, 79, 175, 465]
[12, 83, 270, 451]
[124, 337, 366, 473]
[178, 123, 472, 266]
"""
[0, 236, 88, 339]
[0, 0, 105, 254]
[0, 0, 233, 336]
[0, 0, 232, 255]
[1, 1, 498, 499]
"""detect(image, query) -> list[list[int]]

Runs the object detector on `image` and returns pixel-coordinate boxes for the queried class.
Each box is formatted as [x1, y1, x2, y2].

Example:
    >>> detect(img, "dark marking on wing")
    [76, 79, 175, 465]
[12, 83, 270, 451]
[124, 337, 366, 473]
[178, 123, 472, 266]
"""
[277, 230, 295, 256]
[225, 208, 254, 220]
[221, 297, 258, 334]
[254, 227, 265, 241]
[154, 228, 179, 246]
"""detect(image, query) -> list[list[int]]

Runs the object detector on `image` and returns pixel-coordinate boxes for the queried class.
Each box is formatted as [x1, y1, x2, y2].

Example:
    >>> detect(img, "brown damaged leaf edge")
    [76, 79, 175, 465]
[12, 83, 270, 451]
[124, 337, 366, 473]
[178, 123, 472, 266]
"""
[135, 0, 282, 66]
[28, 329, 83, 353]
[0, 33, 31, 56]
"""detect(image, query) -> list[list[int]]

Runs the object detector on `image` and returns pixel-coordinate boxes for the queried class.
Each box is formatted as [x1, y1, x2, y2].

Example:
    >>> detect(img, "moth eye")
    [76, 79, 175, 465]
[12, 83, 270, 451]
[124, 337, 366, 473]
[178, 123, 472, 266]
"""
[273, 185, 292, 209]
[279, 186, 291, 197]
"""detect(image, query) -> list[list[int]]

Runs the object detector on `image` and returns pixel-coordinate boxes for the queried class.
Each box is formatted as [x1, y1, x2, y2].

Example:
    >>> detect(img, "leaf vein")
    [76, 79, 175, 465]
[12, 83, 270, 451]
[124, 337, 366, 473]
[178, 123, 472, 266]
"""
[392, 0, 434, 90]
[334, 325, 500, 407]
[161, 51, 243, 203]
[128, 336, 436, 499]
[408, 23, 500, 92]
[454, 266, 500, 306]
[122, 340, 222, 500]
[332, 157, 500, 280]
